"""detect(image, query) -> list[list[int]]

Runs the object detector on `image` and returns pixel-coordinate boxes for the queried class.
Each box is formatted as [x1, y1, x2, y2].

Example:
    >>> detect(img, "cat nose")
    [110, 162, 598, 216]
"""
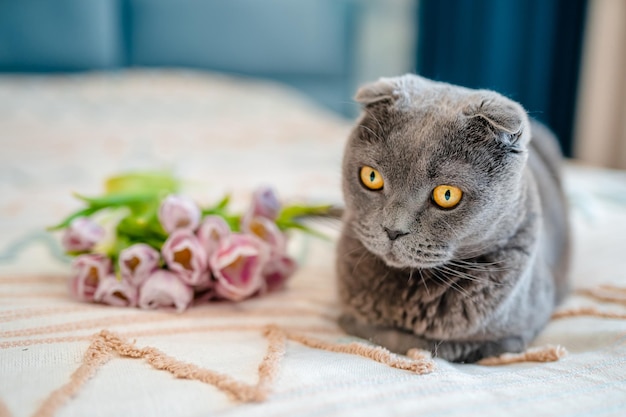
[384, 227, 409, 241]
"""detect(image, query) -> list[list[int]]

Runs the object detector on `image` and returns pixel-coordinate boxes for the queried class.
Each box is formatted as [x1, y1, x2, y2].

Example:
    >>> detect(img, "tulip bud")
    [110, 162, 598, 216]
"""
[119, 243, 161, 287]
[61, 217, 105, 252]
[69, 254, 112, 302]
[158, 195, 201, 234]
[162, 229, 210, 286]
[210, 233, 270, 301]
[138, 270, 194, 312]
[94, 274, 138, 307]
[242, 187, 281, 228]
[197, 215, 231, 257]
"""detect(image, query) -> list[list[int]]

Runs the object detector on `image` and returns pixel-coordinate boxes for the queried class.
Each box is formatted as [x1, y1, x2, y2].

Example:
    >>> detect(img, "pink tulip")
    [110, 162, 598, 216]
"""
[263, 254, 297, 292]
[94, 274, 138, 307]
[197, 215, 231, 256]
[210, 233, 270, 301]
[243, 216, 286, 253]
[119, 243, 160, 287]
[138, 270, 194, 312]
[162, 229, 210, 286]
[69, 254, 112, 302]
[61, 217, 105, 252]
[158, 195, 201, 234]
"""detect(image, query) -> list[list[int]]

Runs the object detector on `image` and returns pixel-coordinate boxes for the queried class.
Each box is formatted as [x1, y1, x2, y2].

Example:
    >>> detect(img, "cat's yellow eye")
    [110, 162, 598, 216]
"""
[432, 185, 463, 209]
[360, 166, 384, 190]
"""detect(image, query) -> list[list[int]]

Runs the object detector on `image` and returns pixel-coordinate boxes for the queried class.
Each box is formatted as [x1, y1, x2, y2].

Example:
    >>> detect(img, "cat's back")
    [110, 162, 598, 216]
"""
[527, 120, 570, 302]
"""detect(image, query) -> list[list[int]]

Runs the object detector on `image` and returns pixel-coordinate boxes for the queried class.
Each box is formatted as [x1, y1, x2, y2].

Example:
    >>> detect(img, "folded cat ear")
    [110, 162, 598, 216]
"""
[354, 74, 428, 107]
[354, 79, 396, 105]
[463, 93, 531, 152]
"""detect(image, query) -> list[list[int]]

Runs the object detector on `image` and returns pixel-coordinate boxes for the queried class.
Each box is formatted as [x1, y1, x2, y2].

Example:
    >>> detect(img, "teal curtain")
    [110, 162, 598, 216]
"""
[417, 0, 587, 157]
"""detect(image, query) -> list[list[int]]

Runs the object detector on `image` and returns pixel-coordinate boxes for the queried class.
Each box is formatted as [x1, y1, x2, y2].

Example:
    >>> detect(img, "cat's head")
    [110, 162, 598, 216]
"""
[342, 74, 531, 269]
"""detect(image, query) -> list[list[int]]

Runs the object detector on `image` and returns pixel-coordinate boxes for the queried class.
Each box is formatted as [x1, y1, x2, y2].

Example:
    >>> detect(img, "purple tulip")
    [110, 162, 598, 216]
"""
[162, 229, 210, 286]
[119, 243, 161, 287]
[61, 217, 105, 252]
[210, 233, 270, 301]
[263, 254, 297, 292]
[158, 195, 201, 234]
[94, 274, 138, 307]
[138, 270, 194, 312]
[197, 215, 231, 256]
[69, 254, 112, 302]
[242, 187, 281, 228]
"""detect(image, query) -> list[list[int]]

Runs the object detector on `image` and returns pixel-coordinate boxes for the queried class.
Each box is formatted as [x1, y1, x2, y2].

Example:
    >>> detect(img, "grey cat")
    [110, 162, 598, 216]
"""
[337, 74, 570, 363]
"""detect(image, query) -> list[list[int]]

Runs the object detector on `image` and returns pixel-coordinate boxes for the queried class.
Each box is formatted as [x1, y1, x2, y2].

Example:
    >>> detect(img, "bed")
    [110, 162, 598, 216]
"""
[1, 70, 625, 417]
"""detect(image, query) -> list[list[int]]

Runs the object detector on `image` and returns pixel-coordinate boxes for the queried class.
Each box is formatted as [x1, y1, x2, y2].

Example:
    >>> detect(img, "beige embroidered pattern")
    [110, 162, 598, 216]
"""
[32, 326, 434, 417]
[2, 276, 626, 417]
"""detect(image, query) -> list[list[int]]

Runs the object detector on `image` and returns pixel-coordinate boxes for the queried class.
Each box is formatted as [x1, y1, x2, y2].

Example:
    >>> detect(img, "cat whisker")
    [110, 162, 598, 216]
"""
[351, 250, 370, 276]
[407, 269, 415, 284]
[453, 258, 507, 266]
[448, 260, 512, 273]
[342, 245, 368, 258]
[430, 268, 471, 298]
[450, 259, 512, 273]
[340, 227, 368, 242]
[378, 268, 392, 285]
[304, 217, 343, 231]
[418, 268, 430, 296]
[453, 242, 508, 259]
[438, 265, 506, 287]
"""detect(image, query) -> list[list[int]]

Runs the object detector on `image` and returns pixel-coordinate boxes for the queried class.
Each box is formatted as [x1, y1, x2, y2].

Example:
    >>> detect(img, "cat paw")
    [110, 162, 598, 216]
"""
[339, 315, 527, 364]
[435, 337, 526, 363]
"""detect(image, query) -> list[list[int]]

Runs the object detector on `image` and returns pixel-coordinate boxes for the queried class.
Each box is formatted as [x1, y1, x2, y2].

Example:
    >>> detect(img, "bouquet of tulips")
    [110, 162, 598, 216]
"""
[50, 172, 330, 312]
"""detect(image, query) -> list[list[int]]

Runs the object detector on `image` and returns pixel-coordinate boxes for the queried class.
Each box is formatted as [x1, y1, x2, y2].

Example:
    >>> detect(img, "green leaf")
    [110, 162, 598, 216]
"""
[216, 194, 231, 210]
[201, 194, 231, 216]
[116, 214, 168, 242]
[47, 206, 101, 231]
[74, 192, 160, 209]
[275, 219, 330, 240]
[105, 171, 179, 195]
[276, 204, 334, 224]
[222, 214, 241, 232]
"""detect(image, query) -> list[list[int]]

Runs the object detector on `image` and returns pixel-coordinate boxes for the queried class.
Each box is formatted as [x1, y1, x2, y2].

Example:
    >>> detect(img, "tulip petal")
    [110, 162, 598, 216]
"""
[251, 187, 281, 220]
[210, 233, 270, 301]
[162, 229, 210, 286]
[119, 243, 161, 287]
[62, 217, 105, 252]
[197, 215, 231, 256]
[69, 254, 112, 302]
[139, 270, 194, 312]
[243, 216, 286, 253]
[94, 275, 138, 307]
[241, 187, 281, 229]
[158, 195, 201, 234]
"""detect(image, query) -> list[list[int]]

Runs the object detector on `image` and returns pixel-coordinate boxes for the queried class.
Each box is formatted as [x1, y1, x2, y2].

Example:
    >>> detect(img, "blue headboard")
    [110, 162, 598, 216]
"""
[0, 0, 361, 116]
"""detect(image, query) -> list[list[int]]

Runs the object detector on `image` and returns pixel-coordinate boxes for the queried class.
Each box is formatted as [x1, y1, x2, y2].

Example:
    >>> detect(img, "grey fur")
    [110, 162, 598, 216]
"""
[337, 74, 570, 363]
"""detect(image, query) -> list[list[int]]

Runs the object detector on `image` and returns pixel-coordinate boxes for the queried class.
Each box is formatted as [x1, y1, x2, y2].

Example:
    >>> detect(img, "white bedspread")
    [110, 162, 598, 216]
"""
[1, 71, 625, 417]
